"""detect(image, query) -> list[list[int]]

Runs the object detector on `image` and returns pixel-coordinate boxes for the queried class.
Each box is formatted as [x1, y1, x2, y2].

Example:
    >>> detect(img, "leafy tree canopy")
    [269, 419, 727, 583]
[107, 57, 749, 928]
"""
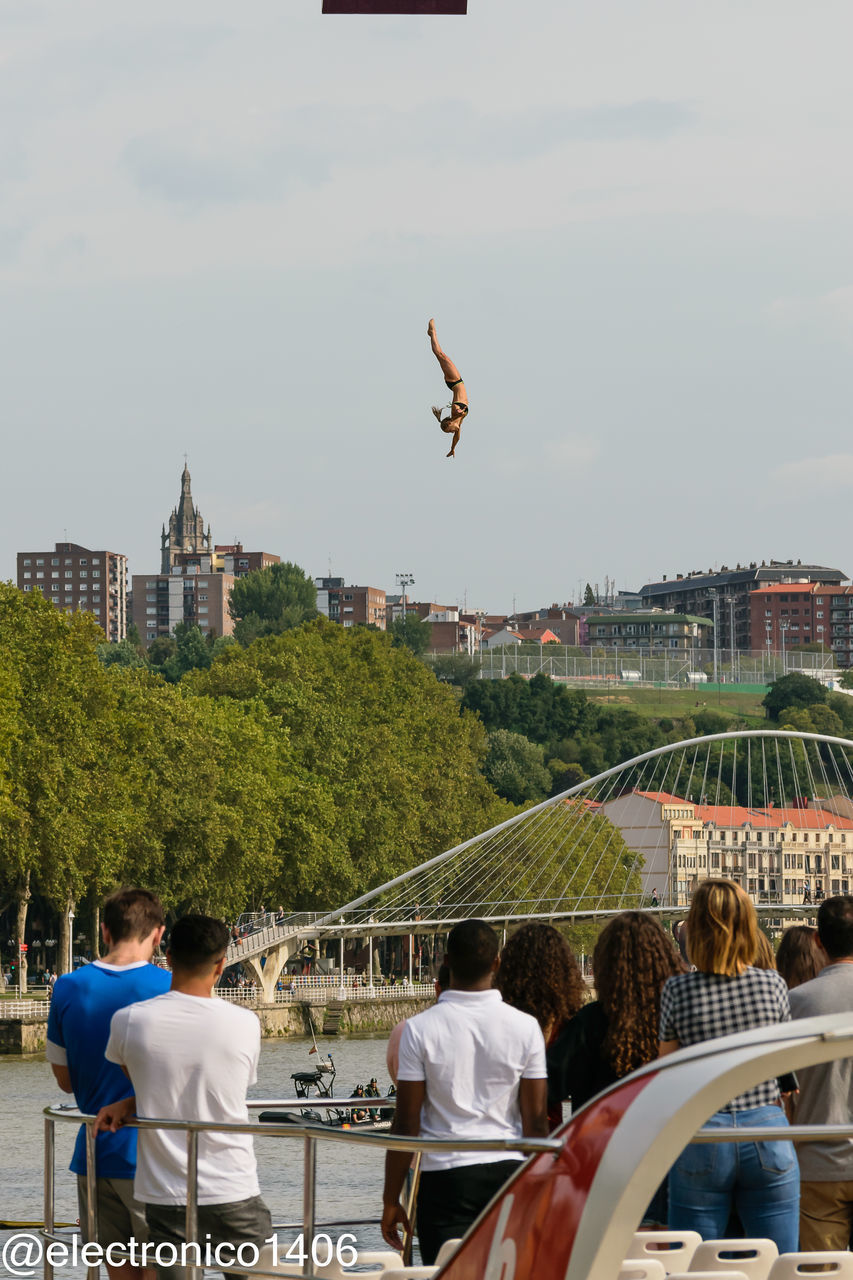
[228, 562, 317, 646]
[763, 673, 828, 721]
[189, 619, 508, 909]
[390, 614, 432, 657]
[484, 730, 551, 806]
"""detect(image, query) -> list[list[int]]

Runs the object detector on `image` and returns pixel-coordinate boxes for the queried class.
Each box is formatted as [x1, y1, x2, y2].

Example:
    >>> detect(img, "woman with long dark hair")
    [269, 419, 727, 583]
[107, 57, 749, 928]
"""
[776, 925, 826, 990]
[660, 879, 798, 1250]
[497, 923, 586, 1130]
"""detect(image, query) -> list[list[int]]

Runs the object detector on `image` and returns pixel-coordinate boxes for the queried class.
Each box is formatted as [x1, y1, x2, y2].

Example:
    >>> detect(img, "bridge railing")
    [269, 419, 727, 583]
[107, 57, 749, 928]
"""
[0, 999, 49, 1018]
[216, 979, 436, 1007]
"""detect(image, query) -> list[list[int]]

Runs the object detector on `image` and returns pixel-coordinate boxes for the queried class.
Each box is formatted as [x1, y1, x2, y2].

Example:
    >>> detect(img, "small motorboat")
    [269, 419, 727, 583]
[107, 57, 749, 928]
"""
[258, 1051, 395, 1130]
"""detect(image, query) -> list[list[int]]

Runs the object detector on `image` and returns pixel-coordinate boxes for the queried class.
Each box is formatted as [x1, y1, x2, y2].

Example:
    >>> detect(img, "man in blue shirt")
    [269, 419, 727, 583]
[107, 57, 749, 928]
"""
[47, 888, 170, 1280]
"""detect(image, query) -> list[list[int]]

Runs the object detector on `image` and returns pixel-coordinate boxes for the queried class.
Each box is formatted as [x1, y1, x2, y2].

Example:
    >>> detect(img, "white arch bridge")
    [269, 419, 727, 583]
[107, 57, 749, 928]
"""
[228, 730, 853, 1000]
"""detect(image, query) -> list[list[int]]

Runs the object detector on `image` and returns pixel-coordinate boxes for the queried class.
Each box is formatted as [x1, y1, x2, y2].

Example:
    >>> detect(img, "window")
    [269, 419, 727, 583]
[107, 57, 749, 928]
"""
[23, 584, 31, 592]
[51, 558, 59, 566]
[23, 571, 31, 579]
[79, 570, 87, 578]
[197, 581, 208, 588]
[64, 558, 71, 565]
[79, 583, 87, 592]
[23, 558, 31, 566]
[146, 608, 157, 615]
[199, 594, 208, 601]
[51, 571, 59, 578]
[51, 595, 59, 603]
[817, 597, 824, 604]
[36, 558, 44, 566]
[36, 571, 44, 579]
[92, 595, 100, 603]
[198, 606, 208, 615]
[92, 559, 101, 566]
[92, 570, 100, 578]
[80, 558, 87, 566]
[146, 581, 157, 589]
[146, 594, 157, 602]
[765, 610, 772, 617]
[65, 570, 72, 578]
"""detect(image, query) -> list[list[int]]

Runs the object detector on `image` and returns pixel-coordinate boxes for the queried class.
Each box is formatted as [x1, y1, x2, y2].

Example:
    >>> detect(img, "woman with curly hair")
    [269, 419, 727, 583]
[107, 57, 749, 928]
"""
[496, 923, 586, 1130]
[546, 912, 685, 1226]
[776, 924, 826, 990]
[547, 911, 684, 1108]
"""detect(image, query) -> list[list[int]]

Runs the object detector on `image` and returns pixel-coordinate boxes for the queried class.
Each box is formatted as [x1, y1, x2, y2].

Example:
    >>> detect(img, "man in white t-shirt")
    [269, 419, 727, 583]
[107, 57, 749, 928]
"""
[381, 919, 548, 1264]
[96, 916, 271, 1280]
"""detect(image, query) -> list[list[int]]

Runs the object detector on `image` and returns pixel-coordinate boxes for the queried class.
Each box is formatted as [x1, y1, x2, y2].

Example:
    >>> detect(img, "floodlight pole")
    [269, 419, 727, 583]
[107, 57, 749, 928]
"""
[396, 573, 415, 629]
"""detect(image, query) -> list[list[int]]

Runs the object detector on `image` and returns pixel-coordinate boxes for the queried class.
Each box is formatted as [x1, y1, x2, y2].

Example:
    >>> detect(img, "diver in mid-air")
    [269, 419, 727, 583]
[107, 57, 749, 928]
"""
[428, 318, 468, 458]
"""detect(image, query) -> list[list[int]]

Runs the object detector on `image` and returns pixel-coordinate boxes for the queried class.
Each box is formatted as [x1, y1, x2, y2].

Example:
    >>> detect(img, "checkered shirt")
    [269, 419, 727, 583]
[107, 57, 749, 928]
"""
[660, 967, 791, 1112]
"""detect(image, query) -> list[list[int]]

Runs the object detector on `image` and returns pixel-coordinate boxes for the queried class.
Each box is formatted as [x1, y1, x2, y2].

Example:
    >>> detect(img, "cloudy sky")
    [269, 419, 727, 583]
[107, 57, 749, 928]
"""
[2, 0, 852, 612]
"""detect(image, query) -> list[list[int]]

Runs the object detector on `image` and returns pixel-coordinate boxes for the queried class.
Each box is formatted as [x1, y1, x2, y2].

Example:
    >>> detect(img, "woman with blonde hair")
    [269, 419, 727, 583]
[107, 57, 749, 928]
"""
[659, 879, 798, 1250]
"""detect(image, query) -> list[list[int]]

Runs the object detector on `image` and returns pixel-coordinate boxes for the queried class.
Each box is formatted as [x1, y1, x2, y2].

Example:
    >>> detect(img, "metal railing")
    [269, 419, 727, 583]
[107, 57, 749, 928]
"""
[43, 1102, 562, 1280]
[215, 980, 436, 1007]
[0, 998, 49, 1018]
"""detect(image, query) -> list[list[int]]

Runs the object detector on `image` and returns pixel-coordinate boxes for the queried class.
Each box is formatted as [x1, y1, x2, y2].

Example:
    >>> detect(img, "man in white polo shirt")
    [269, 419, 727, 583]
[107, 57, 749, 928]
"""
[381, 919, 548, 1264]
[97, 915, 271, 1280]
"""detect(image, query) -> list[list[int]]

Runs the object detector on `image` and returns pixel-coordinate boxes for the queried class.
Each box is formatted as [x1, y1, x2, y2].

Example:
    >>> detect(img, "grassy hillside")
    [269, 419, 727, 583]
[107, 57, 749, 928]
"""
[587, 685, 768, 726]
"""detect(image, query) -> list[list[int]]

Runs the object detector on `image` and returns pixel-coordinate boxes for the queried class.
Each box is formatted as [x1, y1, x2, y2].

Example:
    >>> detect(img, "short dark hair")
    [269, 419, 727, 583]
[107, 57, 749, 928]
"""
[447, 919, 498, 985]
[103, 888, 164, 943]
[169, 915, 230, 973]
[436, 963, 450, 991]
[817, 896, 853, 961]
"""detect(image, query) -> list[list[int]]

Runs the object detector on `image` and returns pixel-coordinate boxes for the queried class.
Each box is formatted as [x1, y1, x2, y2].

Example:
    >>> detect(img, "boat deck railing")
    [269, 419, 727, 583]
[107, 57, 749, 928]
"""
[43, 1101, 853, 1280]
[43, 1100, 563, 1280]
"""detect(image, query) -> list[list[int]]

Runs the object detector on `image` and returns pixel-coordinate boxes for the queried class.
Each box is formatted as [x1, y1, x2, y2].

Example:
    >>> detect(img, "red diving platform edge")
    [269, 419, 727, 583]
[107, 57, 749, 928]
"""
[323, 2, 467, 13]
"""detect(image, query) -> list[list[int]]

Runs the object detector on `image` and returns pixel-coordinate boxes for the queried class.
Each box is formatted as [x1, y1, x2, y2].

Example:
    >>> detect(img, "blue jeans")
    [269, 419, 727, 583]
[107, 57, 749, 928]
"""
[668, 1105, 799, 1253]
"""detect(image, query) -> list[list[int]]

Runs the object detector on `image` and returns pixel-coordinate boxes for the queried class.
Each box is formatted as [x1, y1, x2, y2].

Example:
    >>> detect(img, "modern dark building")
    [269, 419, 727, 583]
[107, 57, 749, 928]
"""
[641, 562, 847, 653]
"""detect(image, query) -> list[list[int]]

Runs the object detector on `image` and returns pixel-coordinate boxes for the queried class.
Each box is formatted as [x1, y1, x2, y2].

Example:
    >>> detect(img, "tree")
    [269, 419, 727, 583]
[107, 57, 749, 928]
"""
[763, 673, 828, 721]
[428, 654, 481, 688]
[97, 638, 147, 669]
[228, 562, 317, 645]
[188, 620, 508, 909]
[840, 670, 853, 691]
[484, 730, 552, 806]
[390, 614, 432, 657]
[160, 622, 212, 683]
[583, 583, 596, 606]
[147, 635, 177, 667]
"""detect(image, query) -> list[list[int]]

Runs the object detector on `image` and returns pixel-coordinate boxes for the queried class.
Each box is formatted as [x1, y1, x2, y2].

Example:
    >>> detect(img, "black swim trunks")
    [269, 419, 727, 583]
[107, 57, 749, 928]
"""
[445, 378, 464, 390]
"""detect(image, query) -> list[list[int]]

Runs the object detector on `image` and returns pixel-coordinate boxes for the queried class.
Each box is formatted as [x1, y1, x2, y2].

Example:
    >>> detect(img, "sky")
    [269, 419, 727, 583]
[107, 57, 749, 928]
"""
[2, 0, 852, 614]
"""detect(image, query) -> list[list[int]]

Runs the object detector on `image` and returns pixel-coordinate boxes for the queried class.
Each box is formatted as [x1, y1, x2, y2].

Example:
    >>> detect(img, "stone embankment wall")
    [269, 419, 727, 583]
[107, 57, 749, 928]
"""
[0, 1016, 47, 1055]
[257, 998, 431, 1038]
[0, 998, 431, 1055]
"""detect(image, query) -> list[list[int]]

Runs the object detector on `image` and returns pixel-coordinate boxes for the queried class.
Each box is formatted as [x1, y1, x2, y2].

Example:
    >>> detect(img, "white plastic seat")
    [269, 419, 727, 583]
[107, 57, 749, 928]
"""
[628, 1232, 703, 1274]
[768, 1254, 853, 1280]
[689, 1240, 778, 1280]
[670, 1272, 748, 1280]
[434, 1239, 463, 1268]
[619, 1260, 668, 1280]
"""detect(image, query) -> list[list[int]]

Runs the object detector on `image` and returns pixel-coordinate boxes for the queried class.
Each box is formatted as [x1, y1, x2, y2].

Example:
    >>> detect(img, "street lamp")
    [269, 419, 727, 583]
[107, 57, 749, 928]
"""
[67, 907, 75, 975]
[781, 622, 789, 676]
[709, 590, 719, 684]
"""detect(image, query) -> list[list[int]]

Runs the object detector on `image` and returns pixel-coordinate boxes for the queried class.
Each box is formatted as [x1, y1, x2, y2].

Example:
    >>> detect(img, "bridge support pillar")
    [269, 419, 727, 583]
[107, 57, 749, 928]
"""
[243, 938, 299, 1003]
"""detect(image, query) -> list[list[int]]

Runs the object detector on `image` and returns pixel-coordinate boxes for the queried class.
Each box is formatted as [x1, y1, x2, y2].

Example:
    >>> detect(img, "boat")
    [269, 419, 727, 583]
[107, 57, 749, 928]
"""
[257, 1050, 395, 1130]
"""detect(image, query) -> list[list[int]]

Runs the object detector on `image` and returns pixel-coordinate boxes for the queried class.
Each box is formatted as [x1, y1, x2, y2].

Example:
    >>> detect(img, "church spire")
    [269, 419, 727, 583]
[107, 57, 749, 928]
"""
[161, 462, 212, 572]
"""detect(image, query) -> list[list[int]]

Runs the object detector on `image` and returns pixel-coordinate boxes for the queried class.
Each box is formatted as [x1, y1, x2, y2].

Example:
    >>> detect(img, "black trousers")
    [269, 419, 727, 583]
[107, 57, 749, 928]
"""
[416, 1160, 521, 1265]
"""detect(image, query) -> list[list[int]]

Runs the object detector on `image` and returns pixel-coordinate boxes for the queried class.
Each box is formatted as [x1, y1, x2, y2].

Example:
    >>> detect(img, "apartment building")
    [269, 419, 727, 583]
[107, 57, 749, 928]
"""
[603, 790, 853, 907]
[315, 578, 387, 629]
[132, 563, 235, 644]
[17, 542, 128, 641]
[586, 612, 713, 652]
[641, 562, 846, 652]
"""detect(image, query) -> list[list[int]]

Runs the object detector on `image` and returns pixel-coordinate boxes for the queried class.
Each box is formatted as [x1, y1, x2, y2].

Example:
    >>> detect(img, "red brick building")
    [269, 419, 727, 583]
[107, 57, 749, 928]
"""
[17, 542, 128, 641]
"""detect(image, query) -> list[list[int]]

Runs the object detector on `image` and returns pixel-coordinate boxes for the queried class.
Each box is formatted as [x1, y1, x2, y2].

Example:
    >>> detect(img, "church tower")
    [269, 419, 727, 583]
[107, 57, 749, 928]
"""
[160, 463, 211, 572]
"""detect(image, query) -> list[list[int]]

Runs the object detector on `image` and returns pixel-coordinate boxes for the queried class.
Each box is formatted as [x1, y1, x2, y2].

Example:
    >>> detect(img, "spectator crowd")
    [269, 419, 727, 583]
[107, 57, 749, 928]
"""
[43, 881, 853, 1277]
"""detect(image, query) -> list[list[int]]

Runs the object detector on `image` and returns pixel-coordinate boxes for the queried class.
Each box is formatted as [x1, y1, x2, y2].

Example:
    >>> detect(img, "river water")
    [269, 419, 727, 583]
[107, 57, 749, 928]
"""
[0, 1035, 392, 1276]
